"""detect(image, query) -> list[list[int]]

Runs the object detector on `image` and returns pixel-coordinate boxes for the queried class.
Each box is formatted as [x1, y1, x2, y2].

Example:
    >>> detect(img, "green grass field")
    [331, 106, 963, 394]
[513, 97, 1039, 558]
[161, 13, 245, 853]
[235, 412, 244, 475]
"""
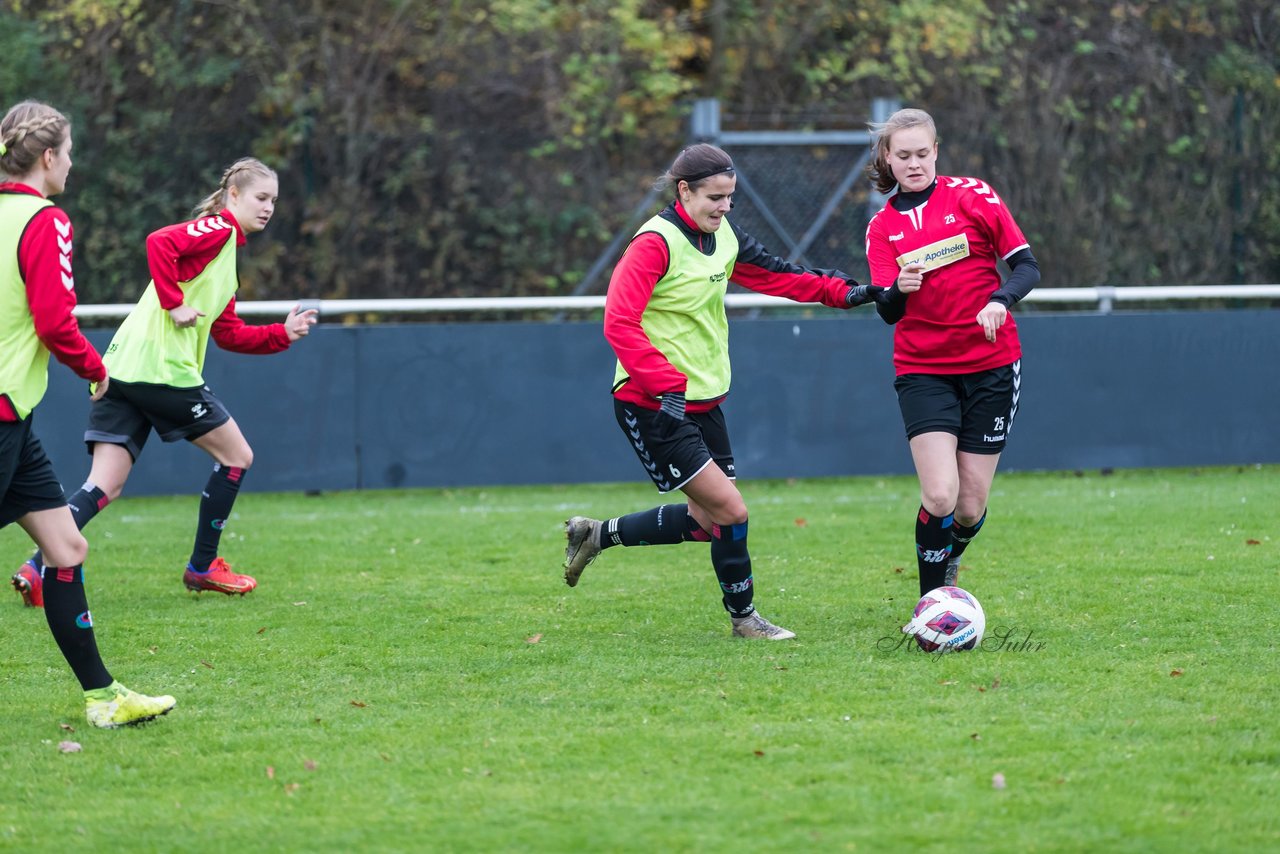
[1, 466, 1277, 852]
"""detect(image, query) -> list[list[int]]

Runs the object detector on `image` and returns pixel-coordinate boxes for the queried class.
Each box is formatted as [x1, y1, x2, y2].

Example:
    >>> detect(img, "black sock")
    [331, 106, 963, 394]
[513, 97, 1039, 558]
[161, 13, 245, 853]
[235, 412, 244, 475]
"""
[600, 504, 689, 549]
[30, 483, 108, 568]
[951, 511, 986, 563]
[67, 483, 109, 529]
[190, 464, 244, 572]
[711, 520, 754, 617]
[915, 506, 954, 596]
[684, 512, 711, 542]
[41, 565, 112, 691]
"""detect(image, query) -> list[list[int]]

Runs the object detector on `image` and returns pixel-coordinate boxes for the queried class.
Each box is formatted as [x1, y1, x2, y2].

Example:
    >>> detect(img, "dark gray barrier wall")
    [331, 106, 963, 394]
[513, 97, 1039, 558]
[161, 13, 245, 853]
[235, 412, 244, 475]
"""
[30, 310, 1279, 496]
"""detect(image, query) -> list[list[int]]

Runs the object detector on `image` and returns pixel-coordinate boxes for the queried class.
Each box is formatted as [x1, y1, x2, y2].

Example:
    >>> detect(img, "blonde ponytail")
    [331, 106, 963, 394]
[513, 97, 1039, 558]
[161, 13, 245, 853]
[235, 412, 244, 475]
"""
[193, 157, 277, 217]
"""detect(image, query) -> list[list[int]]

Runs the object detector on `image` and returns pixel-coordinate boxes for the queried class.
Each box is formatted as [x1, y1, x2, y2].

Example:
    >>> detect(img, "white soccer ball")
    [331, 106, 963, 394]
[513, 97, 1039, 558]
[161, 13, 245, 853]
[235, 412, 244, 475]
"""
[903, 586, 985, 653]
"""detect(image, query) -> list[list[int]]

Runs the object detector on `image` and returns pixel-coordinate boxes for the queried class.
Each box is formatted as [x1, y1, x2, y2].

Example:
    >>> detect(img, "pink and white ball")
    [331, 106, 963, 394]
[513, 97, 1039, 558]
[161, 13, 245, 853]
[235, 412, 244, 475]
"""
[903, 586, 986, 653]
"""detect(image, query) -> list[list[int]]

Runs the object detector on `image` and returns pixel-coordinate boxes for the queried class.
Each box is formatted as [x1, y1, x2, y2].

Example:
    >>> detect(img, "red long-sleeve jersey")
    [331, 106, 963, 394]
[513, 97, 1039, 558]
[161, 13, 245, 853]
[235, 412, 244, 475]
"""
[865, 176, 1029, 375]
[605, 201, 853, 411]
[2, 182, 105, 383]
[145, 208, 289, 354]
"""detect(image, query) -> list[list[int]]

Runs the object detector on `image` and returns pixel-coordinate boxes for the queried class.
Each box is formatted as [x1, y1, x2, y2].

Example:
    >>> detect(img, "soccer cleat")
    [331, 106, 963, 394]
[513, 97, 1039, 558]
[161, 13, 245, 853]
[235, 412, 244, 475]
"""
[84, 680, 176, 728]
[12, 559, 43, 608]
[563, 516, 603, 587]
[183, 556, 257, 596]
[944, 556, 962, 587]
[731, 611, 796, 640]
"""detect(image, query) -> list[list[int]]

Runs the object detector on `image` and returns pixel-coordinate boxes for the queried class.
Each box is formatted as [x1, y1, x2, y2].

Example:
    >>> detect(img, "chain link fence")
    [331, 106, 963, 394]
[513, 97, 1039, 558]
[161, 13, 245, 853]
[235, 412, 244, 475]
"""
[576, 98, 897, 297]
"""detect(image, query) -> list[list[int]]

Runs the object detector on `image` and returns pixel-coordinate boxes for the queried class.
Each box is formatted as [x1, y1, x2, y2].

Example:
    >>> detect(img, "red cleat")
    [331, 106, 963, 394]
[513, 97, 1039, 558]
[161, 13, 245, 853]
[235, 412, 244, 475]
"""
[183, 557, 257, 596]
[12, 560, 43, 608]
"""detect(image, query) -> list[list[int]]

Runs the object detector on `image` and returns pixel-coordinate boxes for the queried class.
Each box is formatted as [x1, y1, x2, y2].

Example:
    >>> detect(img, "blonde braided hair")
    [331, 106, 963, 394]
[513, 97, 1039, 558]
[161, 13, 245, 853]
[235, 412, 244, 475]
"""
[193, 157, 277, 218]
[0, 101, 70, 178]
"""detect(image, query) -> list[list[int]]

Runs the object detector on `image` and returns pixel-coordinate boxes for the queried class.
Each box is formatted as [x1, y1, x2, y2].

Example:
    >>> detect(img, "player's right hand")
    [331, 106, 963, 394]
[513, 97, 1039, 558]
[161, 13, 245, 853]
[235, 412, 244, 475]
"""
[897, 263, 925, 293]
[169, 304, 206, 328]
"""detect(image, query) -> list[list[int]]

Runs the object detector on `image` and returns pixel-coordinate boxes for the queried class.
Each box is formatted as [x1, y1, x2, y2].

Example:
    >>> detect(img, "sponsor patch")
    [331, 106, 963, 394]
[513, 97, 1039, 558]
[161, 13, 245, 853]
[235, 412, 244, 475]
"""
[896, 233, 970, 272]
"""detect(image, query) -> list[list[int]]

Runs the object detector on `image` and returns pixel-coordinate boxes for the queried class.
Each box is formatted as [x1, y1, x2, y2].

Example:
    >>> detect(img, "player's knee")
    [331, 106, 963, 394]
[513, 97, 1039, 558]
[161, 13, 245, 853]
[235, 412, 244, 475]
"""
[920, 489, 957, 517]
[69, 534, 89, 566]
[46, 531, 88, 568]
[223, 447, 253, 469]
[712, 499, 748, 527]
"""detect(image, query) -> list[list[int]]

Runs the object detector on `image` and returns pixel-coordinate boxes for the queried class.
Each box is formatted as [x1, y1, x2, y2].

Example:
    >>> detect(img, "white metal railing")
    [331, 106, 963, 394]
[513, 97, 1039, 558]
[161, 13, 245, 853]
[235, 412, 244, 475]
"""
[70, 285, 1280, 319]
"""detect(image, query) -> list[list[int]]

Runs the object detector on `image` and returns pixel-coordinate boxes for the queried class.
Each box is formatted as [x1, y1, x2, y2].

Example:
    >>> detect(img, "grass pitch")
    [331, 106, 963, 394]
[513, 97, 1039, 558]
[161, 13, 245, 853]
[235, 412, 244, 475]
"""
[1, 466, 1277, 852]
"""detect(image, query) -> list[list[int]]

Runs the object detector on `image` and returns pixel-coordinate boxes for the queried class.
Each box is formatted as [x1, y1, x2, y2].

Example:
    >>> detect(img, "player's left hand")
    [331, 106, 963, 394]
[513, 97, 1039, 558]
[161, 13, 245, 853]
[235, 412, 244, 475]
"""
[845, 283, 886, 307]
[90, 369, 110, 402]
[976, 302, 1008, 342]
[285, 304, 319, 342]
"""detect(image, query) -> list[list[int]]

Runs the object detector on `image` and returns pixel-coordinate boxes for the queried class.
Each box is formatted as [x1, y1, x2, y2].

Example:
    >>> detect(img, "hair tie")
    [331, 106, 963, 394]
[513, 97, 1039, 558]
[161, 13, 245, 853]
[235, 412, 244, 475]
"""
[684, 165, 735, 183]
[0, 142, 7, 156]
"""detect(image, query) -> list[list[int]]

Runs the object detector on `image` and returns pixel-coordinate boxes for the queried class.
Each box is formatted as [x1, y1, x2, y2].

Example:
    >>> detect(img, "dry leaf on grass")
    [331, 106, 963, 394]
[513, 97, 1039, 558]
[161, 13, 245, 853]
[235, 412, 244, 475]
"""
[525, 633, 543, 644]
[266, 766, 275, 780]
[351, 700, 367, 708]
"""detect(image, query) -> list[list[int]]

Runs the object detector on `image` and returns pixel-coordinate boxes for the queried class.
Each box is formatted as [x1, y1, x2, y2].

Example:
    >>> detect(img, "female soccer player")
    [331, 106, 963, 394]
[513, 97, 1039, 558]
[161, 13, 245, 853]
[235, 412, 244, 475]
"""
[863, 108, 1040, 601]
[15, 157, 317, 600]
[1, 100, 174, 726]
[562, 143, 881, 640]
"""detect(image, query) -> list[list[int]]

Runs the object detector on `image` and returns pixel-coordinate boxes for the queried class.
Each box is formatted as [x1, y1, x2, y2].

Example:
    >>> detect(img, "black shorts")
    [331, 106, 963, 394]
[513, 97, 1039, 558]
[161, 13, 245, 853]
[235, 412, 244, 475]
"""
[894, 360, 1021, 454]
[0, 418, 67, 528]
[85, 379, 231, 461]
[614, 399, 735, 493]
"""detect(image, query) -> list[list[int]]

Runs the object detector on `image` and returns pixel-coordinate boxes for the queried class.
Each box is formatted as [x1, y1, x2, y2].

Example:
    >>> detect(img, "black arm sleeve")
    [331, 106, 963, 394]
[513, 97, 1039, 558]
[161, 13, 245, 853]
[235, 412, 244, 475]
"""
[989, 248, 1040, 307]
[875, 283, 909, 325]
[729, 220, 852, 280]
